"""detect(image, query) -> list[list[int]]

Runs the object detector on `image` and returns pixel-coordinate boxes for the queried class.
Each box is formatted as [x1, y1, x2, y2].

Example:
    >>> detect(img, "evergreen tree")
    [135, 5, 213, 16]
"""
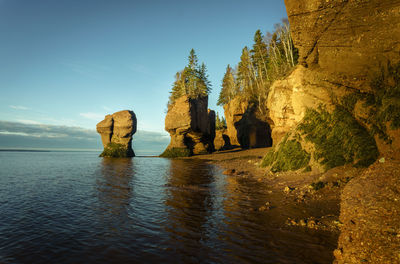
[215, 112, 227, 130]
[218, 64, 237, 106]
[168, 49, 211, 106]
[237, 47, 256, 101]
[251, 29, 269, 82]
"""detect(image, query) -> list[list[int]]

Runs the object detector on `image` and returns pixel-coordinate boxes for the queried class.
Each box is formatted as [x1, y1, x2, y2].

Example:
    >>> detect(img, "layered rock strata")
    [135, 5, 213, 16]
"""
[267, 0, 400, 155]
[96, 110, 137, 157]
[162, 96, 215, 156]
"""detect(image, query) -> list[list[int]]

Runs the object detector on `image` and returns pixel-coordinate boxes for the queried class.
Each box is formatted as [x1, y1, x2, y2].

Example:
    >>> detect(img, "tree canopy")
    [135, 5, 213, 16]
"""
[168, 49, 211, 106]
[217, 19, 298, 115]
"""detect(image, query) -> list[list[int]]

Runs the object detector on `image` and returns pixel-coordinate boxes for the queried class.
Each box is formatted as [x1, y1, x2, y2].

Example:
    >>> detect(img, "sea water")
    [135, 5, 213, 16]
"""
[0, 151, 336, 263]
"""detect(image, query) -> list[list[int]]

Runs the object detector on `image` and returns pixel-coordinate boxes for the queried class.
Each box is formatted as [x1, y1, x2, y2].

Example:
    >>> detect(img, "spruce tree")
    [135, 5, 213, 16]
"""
[168, 49, 211, 106]
[237, 47, 256, 101]
[218, 64, 237, 106]
[251, 29, 269, 82]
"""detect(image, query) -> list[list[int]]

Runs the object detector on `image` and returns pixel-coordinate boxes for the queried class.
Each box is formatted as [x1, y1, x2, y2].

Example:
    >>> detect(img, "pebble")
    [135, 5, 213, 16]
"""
[284, 186, 295, 193]
[223, 169, 235, 175]
[379, 157, 385, 163]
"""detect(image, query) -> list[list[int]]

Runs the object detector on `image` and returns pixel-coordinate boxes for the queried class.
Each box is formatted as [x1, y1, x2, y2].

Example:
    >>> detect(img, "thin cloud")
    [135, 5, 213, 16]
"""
[10, 105, 29, 110]
[80, 112, 105, 121]
[16, 119, 42, 125]
[0, 120, 169, 146]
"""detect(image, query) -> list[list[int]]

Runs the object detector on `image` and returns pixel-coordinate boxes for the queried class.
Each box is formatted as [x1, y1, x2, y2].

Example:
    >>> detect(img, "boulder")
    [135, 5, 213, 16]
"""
[224, 97, 272, 149]
[96, 110, 137, 157]
[162, 96, 215, 156]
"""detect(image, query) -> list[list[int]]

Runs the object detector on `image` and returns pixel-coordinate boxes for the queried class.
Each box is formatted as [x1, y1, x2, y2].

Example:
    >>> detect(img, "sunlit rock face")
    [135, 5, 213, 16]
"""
[224, 97, 272, 149]
[285, 0, 400, 80]
[96, 110, 137, 157]
[162, 95, 215, 156]
[267, 0, 400, 154]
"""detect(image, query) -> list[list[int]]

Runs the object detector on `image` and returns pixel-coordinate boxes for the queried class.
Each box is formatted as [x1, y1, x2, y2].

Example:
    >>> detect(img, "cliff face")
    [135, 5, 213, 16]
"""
[162, 96, 215, 156]
[224, 97, 272, 149]
[267, 0, 400, 157]
[96, 110, 137, 157]
[272, 1, 400, 263]
[285, 0, 400, 83]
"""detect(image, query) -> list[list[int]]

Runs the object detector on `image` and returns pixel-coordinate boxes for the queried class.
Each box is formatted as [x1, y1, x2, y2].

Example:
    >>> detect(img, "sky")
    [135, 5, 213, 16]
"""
[0, 0, 288, 153]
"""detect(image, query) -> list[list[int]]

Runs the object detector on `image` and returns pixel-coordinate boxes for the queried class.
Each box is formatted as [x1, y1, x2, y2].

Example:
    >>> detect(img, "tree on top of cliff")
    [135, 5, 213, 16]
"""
[218, 64, 237, 106]
[215, 112, 227, 130]
[217, 19, 298, 114]
[168, 49, 211, 106]
[237, 46, 257, 101]
[251, 29, 269, 82]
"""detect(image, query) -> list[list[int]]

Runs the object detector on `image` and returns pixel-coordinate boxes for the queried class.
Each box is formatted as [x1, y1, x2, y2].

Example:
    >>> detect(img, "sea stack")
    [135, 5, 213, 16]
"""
[161, 95, 215, 157]
[96, 110, 137, 157]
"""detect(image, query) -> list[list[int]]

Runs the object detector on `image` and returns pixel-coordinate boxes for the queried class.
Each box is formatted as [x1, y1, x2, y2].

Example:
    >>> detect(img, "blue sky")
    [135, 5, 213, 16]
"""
[0, 0, 287, 152]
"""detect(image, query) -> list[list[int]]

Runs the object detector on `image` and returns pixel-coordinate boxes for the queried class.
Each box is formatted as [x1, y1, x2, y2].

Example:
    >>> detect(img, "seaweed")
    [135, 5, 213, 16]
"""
[160, 148, 191, 158]
[261, 137, 310, 172]
[100, 143, 131, 158]
[298, 106, 378, 169]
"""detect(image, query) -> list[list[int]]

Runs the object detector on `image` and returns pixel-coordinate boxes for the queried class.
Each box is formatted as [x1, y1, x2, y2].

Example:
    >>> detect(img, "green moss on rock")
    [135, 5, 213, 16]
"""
[298, 106, 378, 169]
[100, 143, 133, 158]
[160, 148, 191, 158]
[363, 62, 400, 143]
[261, 136, 310, 172]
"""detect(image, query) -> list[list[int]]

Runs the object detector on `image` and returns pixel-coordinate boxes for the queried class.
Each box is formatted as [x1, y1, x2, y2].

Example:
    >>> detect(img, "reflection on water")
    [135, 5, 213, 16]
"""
[164, 159, 215, 263]
[96, 158, 135, 238]
[0, 152, 337, 264]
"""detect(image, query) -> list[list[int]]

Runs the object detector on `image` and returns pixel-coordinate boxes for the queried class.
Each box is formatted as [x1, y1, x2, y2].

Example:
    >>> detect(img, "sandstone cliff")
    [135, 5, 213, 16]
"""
[264, 0, 400, 171]
[96, 110, 137, 157]
[266, 1, 400, 263]
[224, 97, 272, 149]
[161, 96, 215, 157]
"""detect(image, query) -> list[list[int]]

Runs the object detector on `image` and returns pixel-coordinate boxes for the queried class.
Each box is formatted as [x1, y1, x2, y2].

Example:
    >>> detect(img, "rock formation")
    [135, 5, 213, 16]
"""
[224, 97, 272, 149]
[266, 0, 400, 156]
[214, 129, 233, 151]
[162, 96, 215, 157]
[96, 110, 137, 157]
[272, 1, 400, 262]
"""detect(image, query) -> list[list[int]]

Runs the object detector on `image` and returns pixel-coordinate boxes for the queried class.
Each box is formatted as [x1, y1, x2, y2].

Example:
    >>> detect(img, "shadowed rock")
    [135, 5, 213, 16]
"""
[161, 96, 215, 157]
[96, 110, 137, 157]
[224, 97, 272, 149]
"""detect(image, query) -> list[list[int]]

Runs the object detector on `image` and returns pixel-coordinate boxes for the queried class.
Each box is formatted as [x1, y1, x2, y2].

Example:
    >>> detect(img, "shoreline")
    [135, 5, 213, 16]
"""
[186, 148, 400, 263]
[187, 147, 353, 232]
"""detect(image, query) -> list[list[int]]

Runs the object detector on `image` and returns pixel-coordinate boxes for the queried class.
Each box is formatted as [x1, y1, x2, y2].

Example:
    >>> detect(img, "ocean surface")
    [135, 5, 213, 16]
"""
[0, 151, 337, 264]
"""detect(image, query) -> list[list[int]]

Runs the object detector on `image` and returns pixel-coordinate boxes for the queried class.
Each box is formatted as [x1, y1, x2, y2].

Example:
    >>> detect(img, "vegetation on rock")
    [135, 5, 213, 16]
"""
[215, 112, 227, 130]
[260, 135, 310, 172]
[100, 143, 131, 158]
[298, 106, 379, 169]
[160, 148, 191, 158]
[218, 20, 298, 115]
[168, 49, 211, 107]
